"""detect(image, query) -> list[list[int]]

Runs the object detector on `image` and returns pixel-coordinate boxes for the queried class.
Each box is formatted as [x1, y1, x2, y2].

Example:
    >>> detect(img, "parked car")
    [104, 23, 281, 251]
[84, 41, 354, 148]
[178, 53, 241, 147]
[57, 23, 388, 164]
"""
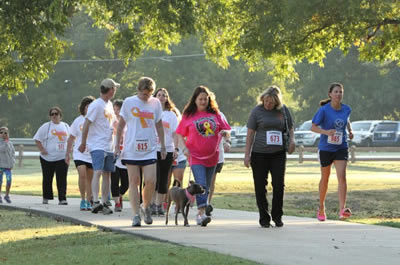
[372, 121, 400, 146]
[349, 120, 381, 147]
[231, 126, 247, 147]
[294, 120, 320, 147]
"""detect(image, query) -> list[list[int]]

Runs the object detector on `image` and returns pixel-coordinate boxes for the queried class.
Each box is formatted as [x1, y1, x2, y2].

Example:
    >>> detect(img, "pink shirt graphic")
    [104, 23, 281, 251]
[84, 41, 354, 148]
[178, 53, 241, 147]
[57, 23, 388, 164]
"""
[176, 111, 230, 167]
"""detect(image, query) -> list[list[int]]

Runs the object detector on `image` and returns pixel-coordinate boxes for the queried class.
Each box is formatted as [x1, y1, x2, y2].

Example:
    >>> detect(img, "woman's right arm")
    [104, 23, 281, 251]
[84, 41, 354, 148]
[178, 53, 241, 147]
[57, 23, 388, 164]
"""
[35, 140, 48, 155]
[311, 123, 335, 137]
[244, 128, 255, 168]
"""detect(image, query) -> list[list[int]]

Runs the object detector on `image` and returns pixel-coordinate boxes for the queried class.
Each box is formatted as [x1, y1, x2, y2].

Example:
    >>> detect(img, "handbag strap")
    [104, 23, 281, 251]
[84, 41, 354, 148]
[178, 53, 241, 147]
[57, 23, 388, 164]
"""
[282, 105, 289, 133]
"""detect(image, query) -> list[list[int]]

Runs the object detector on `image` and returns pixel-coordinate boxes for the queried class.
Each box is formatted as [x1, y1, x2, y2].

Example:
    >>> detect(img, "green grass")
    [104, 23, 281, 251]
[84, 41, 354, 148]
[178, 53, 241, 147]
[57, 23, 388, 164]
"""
[0, 209, 258, 265]
[211, 160, 400, 226]
[2, 159, 399, 264]
[9, 159, 400, 227]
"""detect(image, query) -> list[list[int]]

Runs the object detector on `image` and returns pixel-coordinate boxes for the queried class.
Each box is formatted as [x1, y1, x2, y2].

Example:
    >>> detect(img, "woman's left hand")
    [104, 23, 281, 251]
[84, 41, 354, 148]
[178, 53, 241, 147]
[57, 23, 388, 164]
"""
[288, 141, 296, 154]
[223, 142, 231, 152]
[348, 131, 354, 140]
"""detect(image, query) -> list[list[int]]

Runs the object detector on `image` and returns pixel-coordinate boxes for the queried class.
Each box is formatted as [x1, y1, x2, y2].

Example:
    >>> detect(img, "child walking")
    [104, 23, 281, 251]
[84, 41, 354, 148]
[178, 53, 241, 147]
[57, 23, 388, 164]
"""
[0, 127, 15, 203]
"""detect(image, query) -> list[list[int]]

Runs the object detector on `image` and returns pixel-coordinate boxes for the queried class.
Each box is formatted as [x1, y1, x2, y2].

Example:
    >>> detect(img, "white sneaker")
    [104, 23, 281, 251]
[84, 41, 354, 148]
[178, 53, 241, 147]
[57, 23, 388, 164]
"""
[196, 215, 211, 227]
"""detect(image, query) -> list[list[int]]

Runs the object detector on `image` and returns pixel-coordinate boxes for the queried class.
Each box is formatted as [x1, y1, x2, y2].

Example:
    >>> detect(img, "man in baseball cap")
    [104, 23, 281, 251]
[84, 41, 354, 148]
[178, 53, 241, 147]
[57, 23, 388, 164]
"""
[78, 77, 119, 215]
[101, 78, 120, 90]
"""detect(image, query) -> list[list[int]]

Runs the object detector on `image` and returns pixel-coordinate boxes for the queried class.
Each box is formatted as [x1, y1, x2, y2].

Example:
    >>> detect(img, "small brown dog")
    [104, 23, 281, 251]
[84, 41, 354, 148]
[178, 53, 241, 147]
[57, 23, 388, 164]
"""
[165, 180, 205, 226]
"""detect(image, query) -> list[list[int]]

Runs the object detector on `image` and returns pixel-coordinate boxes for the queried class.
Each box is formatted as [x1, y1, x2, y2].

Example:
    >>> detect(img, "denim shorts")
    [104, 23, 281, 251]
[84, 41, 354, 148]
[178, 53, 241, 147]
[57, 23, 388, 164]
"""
[90, 150, 115, 172]
[171, 159, 187, 170]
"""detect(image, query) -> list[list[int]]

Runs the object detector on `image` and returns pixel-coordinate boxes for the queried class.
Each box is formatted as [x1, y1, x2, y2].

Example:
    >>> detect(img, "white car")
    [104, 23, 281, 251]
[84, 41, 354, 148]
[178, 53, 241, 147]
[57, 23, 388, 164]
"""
[350, 120, 382, 147]
[294, 120, 320, 147]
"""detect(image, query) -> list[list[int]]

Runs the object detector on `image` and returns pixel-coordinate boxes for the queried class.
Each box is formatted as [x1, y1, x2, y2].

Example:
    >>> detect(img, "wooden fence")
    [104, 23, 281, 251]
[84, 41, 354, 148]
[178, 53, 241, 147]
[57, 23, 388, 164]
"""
[11, 138, 400, 168]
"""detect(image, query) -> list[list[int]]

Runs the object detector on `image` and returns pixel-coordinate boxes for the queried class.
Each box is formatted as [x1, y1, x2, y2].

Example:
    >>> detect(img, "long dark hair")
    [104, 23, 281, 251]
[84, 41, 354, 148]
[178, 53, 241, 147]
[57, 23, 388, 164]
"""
[319, 83, 344, 106]
[182, 86, 219, 117]
[79, 95, 95, 115]
[154, 88, 179, 116]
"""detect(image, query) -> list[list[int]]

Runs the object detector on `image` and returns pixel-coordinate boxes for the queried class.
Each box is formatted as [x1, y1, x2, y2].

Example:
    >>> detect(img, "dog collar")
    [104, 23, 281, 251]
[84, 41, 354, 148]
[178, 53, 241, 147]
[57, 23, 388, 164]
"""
[185, 189, 196, 206]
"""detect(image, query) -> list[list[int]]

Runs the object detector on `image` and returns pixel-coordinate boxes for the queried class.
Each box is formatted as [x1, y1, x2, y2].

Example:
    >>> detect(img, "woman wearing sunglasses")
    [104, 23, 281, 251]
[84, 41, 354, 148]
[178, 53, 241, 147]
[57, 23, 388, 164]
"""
[34, 107, 70, 205]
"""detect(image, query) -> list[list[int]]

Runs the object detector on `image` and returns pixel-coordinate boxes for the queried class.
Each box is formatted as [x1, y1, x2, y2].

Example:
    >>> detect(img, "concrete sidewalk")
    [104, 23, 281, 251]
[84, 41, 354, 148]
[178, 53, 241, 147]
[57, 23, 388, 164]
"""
[1, 195, 399, 265]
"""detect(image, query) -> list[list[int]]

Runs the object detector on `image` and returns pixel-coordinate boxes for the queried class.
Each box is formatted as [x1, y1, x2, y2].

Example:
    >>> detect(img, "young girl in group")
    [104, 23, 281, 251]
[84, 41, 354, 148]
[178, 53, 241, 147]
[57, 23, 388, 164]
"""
[0, 127, 15, 203]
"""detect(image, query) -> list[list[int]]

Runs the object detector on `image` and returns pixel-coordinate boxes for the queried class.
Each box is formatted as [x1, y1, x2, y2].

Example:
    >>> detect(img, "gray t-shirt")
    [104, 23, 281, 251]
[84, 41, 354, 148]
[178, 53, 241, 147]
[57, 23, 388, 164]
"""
[247, 104, 294, 154]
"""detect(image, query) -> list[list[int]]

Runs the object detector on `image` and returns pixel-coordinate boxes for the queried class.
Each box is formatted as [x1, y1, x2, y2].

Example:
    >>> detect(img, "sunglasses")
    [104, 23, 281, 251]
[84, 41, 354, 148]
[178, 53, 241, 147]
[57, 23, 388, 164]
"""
[0, 131, 8, 134]
[50, 112, 59, 116]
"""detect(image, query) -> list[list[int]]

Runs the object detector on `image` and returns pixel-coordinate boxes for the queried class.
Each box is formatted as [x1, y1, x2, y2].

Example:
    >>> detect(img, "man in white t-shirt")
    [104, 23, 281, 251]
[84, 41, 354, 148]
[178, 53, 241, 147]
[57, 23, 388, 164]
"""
[79, 78, 119, 214]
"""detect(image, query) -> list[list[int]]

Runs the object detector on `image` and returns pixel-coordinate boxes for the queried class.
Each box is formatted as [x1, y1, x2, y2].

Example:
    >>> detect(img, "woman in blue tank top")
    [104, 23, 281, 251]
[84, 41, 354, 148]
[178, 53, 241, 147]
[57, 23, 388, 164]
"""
[311, 83, 354, 221]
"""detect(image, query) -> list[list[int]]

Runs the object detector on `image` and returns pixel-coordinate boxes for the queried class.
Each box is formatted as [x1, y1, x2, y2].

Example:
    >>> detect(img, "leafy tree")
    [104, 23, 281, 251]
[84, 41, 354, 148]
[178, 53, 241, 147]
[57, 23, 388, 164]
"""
[291, 48, 400, 124]
[0, 0, 79, 97]
[2, 1, 400, 96]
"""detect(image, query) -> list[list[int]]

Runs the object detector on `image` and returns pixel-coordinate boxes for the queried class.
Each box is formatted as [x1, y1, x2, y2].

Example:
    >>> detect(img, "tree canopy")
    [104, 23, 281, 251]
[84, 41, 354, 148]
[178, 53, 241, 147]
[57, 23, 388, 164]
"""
[1, 0, 399, 96]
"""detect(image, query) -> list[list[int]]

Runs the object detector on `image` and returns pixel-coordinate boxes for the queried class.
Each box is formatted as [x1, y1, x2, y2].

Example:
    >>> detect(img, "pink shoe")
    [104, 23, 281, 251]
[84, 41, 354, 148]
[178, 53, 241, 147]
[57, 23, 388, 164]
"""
[317, 209, 326, 221]
[339, 208, 352, 220]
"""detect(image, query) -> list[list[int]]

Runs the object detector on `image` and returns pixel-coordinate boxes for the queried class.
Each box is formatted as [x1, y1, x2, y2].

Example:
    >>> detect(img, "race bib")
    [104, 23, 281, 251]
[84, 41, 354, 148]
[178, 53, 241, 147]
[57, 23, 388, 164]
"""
[135, 139, 151, 152]
[266, 131, 283, 146]
[56, 142, 65, 152]
[328, 131, 343, 145]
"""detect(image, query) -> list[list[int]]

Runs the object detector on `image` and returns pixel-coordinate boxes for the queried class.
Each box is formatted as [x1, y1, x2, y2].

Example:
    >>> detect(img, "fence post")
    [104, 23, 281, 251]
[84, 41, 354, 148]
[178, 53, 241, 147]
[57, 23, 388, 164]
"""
[350, 145, 356, 163]
[18, 144, 24, 168]
[298, 145, 304, 163]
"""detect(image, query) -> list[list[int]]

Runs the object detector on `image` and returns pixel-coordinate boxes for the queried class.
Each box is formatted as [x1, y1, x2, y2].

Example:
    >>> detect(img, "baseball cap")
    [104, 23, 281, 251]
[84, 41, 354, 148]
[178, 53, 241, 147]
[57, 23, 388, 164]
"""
[101, 78, 120, 89]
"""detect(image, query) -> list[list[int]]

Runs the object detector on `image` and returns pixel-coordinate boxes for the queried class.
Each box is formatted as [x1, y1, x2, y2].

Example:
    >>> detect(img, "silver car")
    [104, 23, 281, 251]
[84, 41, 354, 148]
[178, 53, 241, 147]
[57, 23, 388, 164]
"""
[294, 120, 320, 147]
[350, 120, 382, 147]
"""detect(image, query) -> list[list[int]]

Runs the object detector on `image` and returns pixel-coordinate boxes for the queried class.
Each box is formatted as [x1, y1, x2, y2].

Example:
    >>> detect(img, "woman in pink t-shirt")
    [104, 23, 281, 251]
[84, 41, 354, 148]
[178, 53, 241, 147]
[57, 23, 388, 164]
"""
[176, 85, 231, 227]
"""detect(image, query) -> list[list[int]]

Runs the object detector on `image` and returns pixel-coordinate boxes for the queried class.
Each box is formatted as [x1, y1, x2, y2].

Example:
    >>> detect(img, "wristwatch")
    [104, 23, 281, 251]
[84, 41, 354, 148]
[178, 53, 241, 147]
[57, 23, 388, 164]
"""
[174, 147, 180, 152]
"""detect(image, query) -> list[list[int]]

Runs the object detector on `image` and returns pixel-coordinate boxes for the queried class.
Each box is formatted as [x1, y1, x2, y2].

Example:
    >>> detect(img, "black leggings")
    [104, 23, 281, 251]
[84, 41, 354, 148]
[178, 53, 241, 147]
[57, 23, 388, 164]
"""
[111, 166, 129, 197]
[250, 151, 286, 225]
[155, 152, 174, 194]
[40, 157, 68, 201]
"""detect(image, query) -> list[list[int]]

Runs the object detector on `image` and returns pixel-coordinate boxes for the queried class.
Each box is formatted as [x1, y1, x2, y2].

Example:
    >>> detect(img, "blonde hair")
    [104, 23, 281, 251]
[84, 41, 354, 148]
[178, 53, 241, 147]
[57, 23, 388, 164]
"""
[259, 86, 283, 110]
[137, 77, 156, 92]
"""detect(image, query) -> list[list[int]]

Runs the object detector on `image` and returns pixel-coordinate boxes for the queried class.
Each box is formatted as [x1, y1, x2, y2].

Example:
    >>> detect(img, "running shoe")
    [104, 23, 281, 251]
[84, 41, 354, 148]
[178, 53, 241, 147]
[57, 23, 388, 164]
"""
[102, 203, 113, 215]
[205, 204, 213, 216]
[58, 200, 68, 205]
[80, 200, 87, 211]
[86, 201, 92, 211]
[4, 195, 11, 203]
[196, 215, 211, 227]
[91, 201, 103, 213]
[132, 215, 141, 227]
[114, 202, 122, 212]
[143, 206, 153, 225]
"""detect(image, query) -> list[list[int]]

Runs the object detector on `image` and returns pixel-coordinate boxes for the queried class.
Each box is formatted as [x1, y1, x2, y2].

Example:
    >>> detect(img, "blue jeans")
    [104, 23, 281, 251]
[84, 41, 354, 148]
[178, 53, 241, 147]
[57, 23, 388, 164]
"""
[190, 164, 216, 208]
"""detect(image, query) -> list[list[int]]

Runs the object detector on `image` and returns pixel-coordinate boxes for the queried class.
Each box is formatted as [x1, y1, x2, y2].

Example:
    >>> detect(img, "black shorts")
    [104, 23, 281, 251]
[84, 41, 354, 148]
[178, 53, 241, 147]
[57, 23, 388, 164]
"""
[215, 162, 224, 173]
[122, 159, 157, 166]
[74, 160, 93, 169]
[318, 149, 348, 167]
